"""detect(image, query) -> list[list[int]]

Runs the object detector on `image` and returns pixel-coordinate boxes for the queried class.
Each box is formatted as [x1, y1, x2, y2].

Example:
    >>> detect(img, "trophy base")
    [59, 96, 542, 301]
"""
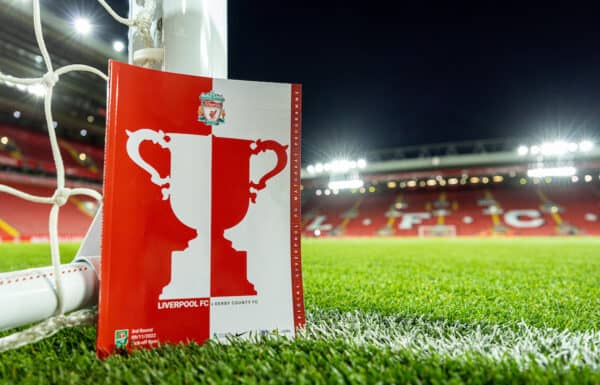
[211, 238, 257, 297]
[160, 240, 211, 300]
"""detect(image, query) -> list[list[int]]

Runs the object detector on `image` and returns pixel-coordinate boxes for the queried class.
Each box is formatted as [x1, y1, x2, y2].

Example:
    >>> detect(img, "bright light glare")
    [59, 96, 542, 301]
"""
[328, 179, 364, 190]
[73, 17, 92, 35]
[0, 136, 8, 145]
[540, 141, 568, 156]
[580, 140, 594, 152]
[306, 165, 315, 174]
[517, 145, 529, 156]
[27, 84, 46, 97]
[113, 40, 125, 52]
[568, 142, 578, 152]
[357, 159, 367, 169]
[527, 167, 577, 178]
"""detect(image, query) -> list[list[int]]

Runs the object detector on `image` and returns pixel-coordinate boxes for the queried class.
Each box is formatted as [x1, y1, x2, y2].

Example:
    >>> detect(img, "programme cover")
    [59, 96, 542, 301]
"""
[97, 62, 304, 357]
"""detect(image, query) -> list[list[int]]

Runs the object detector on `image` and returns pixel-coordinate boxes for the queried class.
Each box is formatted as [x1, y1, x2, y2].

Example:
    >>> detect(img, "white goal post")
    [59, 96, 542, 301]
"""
[418, 225, 457, 238]
[0, 0, 227, 351]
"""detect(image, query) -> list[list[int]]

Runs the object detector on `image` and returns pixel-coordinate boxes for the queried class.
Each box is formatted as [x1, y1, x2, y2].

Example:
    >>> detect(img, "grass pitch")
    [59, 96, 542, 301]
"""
[0, 238, 599, 384]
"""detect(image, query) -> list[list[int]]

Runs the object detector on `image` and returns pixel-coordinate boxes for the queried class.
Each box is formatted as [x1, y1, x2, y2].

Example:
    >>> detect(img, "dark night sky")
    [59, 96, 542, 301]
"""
[108, 1, 600, 163]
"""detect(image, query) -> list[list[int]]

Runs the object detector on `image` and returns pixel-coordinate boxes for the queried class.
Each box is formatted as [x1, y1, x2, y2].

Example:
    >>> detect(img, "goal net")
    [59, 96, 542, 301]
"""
[418, 225, 457, 238]
[0, 0, 163, 352]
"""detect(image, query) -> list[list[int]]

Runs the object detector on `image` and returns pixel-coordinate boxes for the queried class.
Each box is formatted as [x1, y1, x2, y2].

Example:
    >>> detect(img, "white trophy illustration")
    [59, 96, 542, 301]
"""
[126, 129, 212, 299]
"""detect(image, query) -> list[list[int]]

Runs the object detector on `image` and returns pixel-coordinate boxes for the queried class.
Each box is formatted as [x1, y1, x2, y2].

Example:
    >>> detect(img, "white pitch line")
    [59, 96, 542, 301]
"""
[300, 309, 600, 369]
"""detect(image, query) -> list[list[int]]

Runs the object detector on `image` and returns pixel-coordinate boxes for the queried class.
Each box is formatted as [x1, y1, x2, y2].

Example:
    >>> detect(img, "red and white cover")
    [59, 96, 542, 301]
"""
[97, 61, 304, 357]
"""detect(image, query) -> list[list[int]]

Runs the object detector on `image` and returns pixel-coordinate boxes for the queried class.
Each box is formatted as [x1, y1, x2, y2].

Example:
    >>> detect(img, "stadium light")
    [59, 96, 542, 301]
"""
[27, 84, 46, 97]
[448, 178, 458, 185]
[306, 158, 367, 175]
[407, 180, 417, 187]
[80, 129, 88, 137]
[568, 142, 578, 152]
[13, 110, 21, 119]
[518, 140, 594, 157]
[0, 136, 8, 145]
[527, 166, 577, 178]
[580, 140, 594, 152]
[328, 179, 364, 190]
[572, 175, 579, 183]
[517, 145, 529, 156]
[113, 40, 125, 53]
[73, 17, 92, 35]
[585, 175, 592, 182]
[541, 141, 569, 156]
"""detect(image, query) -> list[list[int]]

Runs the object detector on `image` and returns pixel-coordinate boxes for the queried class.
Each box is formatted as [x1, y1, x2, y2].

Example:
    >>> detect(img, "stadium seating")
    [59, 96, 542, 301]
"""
[0, 174, 98, 242]
[303, 184, 600, 237]
[0, 124, 102, 180]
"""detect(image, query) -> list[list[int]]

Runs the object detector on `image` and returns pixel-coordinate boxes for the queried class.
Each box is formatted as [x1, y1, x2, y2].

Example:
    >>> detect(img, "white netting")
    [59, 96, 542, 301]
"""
[0, 0, 157, 352]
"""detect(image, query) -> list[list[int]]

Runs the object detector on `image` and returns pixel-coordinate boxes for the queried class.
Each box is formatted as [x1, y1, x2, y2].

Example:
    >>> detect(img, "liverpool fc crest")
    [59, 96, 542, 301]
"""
[198, 90, 225, 125]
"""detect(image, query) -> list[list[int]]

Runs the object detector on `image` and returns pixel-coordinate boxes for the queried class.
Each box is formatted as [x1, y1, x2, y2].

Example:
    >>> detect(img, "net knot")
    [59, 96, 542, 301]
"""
[42, 72, 59, 89]
[52, 187, 71, 207]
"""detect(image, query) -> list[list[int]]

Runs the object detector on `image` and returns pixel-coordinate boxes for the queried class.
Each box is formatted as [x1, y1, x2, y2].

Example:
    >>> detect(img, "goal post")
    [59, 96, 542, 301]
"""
[418, 225, 457, 238]
[0, 0, 228, 349]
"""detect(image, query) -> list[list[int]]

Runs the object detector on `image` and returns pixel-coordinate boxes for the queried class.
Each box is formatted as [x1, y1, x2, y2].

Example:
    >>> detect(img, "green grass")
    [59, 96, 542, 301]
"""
[0, 238, 599, 384]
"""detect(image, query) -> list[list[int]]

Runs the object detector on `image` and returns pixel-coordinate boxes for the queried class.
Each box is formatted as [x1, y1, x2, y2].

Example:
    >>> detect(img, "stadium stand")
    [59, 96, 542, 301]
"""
[0, 125, 102, 181]
[0, 172, 98, 242]
[1, 125, 599, 241]
[302, 184, 600, 237]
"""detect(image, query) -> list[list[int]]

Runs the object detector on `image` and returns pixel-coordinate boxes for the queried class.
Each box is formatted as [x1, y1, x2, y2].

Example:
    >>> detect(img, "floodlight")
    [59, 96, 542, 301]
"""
[73, 17, 92, 35]
[113, 40, 125, 53]
[407, 180, 417, 187]
[328, 179, 364, 190]
[78, 153, 87, 161]
[315, 163, 324, 173]
[541, 141, 568, 156]
[315, 189, 322, 196]
[306, 165, 315, 174]
[324, 189, 331, 196]
[580, 140, 594, 152]
[27, 84, 46, 97]
[357, 159, 367, 169]
[13, 110, 21, 119]
[526, 166, 576, 178]
[426, 179, 436, 186]
[0, 136, 8, 145]
[571, 175, 579, 183]
[568, 142, 578, 152]
[530, 145, 540, 155]
[585, 175, 592, 182]
[517, 145, 529, 156]
[80, 129, 88, 137]
[448, 178, 458, 185]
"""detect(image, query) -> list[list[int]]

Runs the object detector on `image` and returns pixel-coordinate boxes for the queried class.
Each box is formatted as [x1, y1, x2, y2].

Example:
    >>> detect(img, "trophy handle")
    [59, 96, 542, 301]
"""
[249, 139, 288, 203]
[126, 129, 172, 200]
